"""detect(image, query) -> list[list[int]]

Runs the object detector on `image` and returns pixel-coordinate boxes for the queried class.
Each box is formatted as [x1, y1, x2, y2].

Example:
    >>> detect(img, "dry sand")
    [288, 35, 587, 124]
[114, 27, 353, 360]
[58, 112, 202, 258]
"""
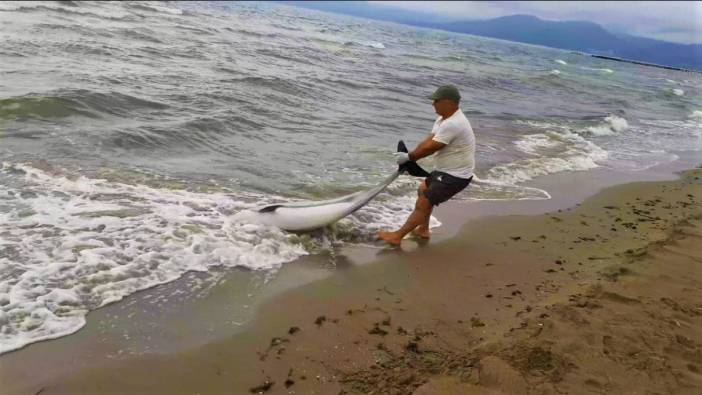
[4, 168, 702, 395]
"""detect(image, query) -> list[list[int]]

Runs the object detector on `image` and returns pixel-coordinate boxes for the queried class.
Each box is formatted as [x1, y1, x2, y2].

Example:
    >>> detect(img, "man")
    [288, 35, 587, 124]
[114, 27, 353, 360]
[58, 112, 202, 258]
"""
[378, 85, 475, 246]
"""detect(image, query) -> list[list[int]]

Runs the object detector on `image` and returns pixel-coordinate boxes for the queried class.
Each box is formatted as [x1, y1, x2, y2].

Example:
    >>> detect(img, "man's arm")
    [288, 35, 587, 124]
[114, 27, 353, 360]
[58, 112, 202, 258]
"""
[409, 134, 446, 161]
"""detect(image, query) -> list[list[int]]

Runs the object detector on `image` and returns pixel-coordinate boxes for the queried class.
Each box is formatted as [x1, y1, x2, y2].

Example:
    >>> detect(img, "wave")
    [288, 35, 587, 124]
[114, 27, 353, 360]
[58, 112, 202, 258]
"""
[344, 41, 385, 49]
[364, 42, 385, 49]
[487, 129, 608, 185]
[309, 77, 371, 91]
[254, 48, 314, 65]
[581, 67, 613, 73]
[653, 78, 681, 85]
[223, 76, 317, 100]
[0, 160, 451, 353]
[586, 115, 629, 136]
[636, 118, 702, 153]
[0, 1, 131, 20]
[79, 90, 168, 117]
[513, 132, 563, 155]
[500, 118, 619, 184]
[120, 28, 165, 44]
[554, 59, 567, 65]
[601, 116, 702, 171]
[0, 161, 315, 355]
[223, 27, 281, 39]
[517, 115, 629, 138]
[0, 163, 313, 353]
[0, 96, 97, 120]
[105, 114, 265, 156]
[672, 88, 684, 96]
[461, 178, 551, 201]
[514, 114, 702, 173]
[129, 2, 183, 15]
[2, 90, 170, 121]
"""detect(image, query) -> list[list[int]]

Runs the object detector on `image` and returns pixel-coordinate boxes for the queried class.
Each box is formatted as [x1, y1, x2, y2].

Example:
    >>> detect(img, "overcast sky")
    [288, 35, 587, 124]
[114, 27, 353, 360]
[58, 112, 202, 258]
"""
[371, 1, 702, 44]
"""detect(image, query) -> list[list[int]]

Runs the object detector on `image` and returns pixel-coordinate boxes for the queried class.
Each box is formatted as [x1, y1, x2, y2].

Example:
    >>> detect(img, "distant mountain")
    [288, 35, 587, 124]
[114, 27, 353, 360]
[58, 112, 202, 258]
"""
[437, 15, 701, 70]
[278, 2, 702, 71]
[277, 1, 451, 26]
[443, 15, 614, 52]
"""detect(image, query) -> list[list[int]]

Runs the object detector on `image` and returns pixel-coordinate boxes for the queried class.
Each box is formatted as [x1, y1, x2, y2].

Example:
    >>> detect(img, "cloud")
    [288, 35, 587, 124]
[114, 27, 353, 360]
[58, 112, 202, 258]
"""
[370, 1, 702, 44]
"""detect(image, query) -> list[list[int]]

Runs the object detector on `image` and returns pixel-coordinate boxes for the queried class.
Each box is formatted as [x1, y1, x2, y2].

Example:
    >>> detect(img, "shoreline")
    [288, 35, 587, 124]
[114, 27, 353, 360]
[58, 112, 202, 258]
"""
[0, 149, 699, 386]
[1, 159, 699, 394]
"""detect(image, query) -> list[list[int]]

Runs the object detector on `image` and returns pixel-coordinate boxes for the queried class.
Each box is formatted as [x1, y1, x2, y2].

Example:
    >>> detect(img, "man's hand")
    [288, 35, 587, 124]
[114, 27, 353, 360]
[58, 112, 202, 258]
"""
[393, 152, 410, 165]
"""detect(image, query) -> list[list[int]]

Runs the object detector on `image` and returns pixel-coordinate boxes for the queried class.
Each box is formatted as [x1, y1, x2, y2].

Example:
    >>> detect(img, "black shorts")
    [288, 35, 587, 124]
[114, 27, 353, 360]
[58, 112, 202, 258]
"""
[423, 171, 472, 206]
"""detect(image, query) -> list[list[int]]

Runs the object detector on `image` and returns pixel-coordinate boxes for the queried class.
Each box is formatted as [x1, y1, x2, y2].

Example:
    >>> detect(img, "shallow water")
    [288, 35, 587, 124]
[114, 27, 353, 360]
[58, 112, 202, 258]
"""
[0, 1, 701, 354]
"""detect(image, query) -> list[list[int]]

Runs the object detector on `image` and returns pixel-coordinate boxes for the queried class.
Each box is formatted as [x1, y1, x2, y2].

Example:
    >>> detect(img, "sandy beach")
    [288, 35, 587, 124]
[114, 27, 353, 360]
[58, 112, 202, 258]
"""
[2, 165, 698, 395]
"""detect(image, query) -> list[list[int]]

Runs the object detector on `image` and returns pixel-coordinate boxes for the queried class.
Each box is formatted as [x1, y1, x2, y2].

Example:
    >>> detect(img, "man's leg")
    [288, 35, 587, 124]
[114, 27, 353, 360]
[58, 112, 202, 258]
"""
[378, 182, 434, 246]
[413, 180, 432, 238]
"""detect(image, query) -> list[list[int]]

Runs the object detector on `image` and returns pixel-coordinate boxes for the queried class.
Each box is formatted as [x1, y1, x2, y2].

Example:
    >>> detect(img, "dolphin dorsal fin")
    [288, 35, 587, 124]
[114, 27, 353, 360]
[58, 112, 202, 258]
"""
[397, 140, 409, 153]
[258, 204, 282, 213]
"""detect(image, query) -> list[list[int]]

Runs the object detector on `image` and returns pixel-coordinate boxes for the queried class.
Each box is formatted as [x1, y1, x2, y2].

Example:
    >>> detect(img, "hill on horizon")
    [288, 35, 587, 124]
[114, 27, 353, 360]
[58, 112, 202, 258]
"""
[280, 1, 702, 72]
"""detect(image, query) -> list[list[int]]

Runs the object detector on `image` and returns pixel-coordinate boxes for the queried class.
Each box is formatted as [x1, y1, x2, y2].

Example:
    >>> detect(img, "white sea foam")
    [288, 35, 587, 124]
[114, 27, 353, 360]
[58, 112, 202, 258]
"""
[672, 88, 684, 96]
[514, 133, 562, 155]
[362, 41, 385, 49]
[0, 163, 313, 354]
[549, 69, 561, 75]
[608, 116, 629, 132]
[0, 162, 436, 354]
[691, 110, 702, 121]
[486, 146, 607, 185]
[587, 126, 615, 137]
[586, 115, 629, 136]
[463, 178, 551, 201]
[554, 59, 567, 65]
[488, 125, 608, 185]
[582, 67, 613, 73]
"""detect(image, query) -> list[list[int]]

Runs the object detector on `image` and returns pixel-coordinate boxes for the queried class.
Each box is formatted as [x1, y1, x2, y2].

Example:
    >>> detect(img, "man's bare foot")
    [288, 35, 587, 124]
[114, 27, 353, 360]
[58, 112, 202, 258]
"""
[377, 231, 402, 246]
[412, 227, 431, 239]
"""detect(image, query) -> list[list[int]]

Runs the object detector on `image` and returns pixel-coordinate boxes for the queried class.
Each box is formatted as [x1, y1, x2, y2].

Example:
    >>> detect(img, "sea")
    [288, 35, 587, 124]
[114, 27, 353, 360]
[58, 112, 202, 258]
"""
[1, 1, 701, 354]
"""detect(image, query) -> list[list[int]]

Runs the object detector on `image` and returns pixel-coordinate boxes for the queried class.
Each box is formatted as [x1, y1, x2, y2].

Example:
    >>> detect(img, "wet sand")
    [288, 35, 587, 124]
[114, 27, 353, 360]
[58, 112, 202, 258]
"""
[5, 166, 700, 394]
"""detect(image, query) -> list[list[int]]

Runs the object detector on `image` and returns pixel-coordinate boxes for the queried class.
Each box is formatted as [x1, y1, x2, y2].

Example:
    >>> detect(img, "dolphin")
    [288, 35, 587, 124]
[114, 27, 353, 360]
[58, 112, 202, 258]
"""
[255, 141, 429, 231]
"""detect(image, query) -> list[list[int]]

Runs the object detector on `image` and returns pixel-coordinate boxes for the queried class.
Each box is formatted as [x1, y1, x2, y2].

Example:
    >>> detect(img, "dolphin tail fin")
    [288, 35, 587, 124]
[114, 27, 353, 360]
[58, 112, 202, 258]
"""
[397, 140, 431, 178]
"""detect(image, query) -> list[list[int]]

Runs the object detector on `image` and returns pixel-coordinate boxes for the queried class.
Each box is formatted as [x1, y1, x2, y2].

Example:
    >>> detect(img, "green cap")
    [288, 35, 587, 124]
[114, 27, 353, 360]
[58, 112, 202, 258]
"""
[429, 85, 461, 102]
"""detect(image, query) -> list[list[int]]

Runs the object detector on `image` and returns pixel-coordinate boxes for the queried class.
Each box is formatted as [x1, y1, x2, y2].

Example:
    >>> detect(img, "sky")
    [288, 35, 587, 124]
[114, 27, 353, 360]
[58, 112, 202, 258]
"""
[371, 1, 702, 44]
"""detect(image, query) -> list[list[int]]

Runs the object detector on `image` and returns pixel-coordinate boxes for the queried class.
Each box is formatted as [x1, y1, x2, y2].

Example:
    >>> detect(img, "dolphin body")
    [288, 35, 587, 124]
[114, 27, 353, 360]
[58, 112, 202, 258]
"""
[256, 141, 429, 231]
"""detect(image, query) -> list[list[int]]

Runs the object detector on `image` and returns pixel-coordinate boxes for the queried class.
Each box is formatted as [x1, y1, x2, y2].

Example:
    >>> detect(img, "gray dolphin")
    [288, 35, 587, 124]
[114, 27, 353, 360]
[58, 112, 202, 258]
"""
[255, 141, 429, 231]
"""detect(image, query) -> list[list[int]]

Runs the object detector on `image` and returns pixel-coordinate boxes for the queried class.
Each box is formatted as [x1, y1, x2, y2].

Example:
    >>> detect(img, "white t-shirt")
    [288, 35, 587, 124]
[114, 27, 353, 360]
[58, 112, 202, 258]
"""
[430, 109, 476, 179]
